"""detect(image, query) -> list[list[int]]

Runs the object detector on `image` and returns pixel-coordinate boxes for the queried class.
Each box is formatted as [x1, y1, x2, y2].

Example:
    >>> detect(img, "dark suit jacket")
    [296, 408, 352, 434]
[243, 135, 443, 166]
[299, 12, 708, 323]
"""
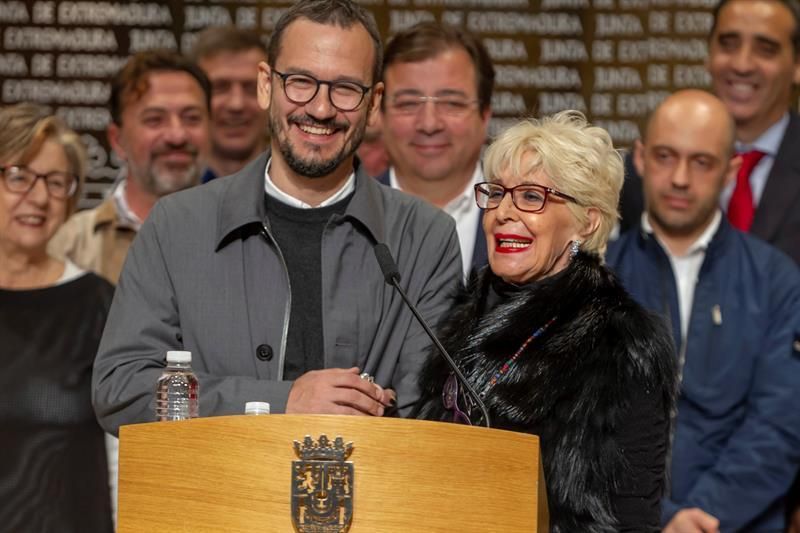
[376, 170, 488, 273]
[752, 111, 800, 265]
[618, 150, 644, 235]
[618, 112, 800, 264]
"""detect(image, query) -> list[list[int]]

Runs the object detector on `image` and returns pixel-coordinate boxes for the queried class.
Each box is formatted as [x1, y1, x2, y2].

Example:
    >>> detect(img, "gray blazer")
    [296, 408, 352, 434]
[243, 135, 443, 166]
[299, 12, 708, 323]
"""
[92, 153, 462, 435]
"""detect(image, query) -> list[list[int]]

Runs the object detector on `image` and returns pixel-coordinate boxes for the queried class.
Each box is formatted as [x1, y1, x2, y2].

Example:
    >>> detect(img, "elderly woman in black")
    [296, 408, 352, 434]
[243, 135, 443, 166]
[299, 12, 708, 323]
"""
[417, 111, 677, 533]
[0, 103, 114, 532]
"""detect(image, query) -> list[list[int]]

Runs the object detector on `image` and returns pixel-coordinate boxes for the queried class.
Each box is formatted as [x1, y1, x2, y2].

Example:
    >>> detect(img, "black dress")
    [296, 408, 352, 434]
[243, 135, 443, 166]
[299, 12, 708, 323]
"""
[0, 273, 114, 533]
[416, 252, 678, 533]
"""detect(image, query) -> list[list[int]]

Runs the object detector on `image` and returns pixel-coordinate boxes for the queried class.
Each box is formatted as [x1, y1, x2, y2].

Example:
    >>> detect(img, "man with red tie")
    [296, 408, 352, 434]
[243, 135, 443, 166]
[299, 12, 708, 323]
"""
[709, 0, 800, 264]
[709, 5, 800, 525]
[618, 0, 800, 265]
[608, 89, 800, 533]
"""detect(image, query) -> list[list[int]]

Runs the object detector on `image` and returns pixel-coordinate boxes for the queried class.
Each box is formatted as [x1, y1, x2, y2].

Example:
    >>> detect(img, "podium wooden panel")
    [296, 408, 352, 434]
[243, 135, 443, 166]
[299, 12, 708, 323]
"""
[118, 415, 548, 532]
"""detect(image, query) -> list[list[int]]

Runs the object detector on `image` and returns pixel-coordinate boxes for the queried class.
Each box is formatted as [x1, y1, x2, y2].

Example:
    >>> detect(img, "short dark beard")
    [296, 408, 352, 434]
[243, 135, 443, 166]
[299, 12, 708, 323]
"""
[279, 141, 344, 178]
[271, 112, 366, 179]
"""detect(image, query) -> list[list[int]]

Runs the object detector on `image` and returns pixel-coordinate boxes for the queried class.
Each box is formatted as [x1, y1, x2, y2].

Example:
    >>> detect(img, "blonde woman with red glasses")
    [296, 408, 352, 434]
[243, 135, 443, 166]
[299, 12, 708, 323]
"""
[415, 111, 677, 533]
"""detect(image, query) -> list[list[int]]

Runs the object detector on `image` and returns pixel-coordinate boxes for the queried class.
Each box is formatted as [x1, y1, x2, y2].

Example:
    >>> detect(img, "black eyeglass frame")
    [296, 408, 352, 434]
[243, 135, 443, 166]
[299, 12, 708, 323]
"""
[474, 181, 577, 214]
[0, 165, 78, 199]
[271, 69, 372, 112]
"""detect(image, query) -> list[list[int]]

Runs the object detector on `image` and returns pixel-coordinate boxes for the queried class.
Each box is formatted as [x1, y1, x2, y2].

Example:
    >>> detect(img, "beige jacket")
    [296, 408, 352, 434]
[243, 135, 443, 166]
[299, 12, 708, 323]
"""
[48, 196, 137, 284]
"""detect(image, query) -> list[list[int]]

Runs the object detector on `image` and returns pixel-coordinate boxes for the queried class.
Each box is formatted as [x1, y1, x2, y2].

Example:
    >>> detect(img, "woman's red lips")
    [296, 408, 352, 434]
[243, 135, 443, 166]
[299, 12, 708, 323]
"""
[494, 233, 532, 253]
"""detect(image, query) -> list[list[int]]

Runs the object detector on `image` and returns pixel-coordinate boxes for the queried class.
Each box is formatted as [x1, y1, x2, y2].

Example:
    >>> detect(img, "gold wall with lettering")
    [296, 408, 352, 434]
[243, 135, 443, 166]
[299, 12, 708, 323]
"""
[0, 0, 718, 206]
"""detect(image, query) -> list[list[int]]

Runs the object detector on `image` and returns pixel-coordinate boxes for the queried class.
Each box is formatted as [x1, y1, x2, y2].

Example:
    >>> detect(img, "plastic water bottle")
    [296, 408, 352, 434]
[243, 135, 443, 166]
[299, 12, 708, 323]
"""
[245, 401, 270, 415]
[155, 351, 199, 421]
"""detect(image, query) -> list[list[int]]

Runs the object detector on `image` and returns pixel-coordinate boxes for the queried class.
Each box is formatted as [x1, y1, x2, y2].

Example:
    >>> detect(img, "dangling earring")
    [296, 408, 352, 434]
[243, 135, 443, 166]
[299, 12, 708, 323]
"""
[569, 240, 581, 259]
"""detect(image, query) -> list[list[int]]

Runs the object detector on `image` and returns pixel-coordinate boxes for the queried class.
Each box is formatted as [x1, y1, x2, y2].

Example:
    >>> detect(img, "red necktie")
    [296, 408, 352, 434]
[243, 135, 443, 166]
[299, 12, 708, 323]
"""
[727, 150, 765, 231]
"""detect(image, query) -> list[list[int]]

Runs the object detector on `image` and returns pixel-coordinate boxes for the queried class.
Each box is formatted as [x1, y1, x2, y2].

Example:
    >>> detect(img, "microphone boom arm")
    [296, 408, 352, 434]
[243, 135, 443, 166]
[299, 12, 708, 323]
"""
[374, 243, 491, 428]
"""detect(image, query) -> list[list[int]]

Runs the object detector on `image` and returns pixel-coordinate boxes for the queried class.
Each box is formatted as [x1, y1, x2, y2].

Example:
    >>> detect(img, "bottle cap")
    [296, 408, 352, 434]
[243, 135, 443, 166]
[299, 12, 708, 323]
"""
[245, 401, 270, 415]
[166, 350, 192, 364]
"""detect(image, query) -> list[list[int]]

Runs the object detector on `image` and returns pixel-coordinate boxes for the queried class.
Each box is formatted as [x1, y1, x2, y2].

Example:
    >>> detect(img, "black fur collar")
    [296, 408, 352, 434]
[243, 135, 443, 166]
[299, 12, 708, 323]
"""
[417, 252, 676, 532]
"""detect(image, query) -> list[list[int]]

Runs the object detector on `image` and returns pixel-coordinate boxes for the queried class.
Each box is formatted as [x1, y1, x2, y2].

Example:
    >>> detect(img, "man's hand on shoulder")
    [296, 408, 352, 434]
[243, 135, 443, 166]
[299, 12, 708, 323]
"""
[286, 367, 395, 416]
[663, 508, 720, 533]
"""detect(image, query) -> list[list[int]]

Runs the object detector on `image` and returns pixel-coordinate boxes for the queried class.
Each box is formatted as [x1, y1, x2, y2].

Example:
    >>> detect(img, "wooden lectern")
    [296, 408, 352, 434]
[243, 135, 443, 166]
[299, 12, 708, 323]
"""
[118, 415, 548, 532]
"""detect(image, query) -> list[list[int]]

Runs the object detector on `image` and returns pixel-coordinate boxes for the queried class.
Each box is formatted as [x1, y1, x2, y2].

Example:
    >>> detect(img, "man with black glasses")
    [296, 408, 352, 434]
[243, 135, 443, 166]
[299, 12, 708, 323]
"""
[378, 22, 495, 278]
[93, 0, 462, 434]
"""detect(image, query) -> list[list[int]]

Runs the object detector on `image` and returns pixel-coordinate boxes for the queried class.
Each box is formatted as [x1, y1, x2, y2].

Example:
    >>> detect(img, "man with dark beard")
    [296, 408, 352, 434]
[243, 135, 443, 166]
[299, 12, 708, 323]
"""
[92, 0, 462, 433]
[50, 50, 211, 284]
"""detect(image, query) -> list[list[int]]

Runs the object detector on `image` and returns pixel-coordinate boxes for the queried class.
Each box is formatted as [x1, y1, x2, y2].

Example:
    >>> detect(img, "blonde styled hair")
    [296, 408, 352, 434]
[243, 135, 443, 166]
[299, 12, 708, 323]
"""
[0, 103, 87, 215]
[483, 111, 623, 256]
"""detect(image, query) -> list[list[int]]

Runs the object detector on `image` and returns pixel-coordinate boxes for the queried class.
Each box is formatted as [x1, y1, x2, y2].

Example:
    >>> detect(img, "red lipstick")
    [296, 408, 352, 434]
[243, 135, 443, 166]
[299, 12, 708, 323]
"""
[494, 233, 532, 254]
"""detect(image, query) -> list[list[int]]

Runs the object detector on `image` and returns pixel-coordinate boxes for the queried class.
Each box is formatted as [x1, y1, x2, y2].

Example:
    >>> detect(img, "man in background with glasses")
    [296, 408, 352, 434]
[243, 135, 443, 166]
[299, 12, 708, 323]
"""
[93, 0, 461, 435]
[607, 90, 800, 533]
[378, 22, 495, 278]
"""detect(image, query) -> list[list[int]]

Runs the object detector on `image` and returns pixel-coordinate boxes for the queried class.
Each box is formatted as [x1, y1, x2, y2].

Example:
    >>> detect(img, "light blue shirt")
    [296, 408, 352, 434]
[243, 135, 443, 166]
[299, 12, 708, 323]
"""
[721, 113, 789, 210]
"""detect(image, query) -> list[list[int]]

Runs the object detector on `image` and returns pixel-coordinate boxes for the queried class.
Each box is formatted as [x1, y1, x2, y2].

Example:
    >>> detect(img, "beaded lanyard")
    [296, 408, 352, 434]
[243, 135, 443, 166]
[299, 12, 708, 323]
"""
[479, 316, 557, 399]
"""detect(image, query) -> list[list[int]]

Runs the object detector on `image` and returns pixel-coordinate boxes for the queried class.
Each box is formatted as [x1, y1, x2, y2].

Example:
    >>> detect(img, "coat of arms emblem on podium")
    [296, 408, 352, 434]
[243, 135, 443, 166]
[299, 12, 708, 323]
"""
[291, 435, 354, 533]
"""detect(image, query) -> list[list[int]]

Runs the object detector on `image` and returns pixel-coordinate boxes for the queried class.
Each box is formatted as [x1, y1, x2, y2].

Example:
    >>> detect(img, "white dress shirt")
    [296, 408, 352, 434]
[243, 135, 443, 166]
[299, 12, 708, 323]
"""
[389, 164, 483, 278]
[642, 210, 721, 342]
[264, 157, 355, 208]
[112, 179, 143, 231]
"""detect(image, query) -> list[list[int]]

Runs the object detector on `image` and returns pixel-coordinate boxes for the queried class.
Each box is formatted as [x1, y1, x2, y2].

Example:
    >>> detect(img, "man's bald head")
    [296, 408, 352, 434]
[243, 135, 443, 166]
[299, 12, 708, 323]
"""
[635, 89, 741, 249]
[644, 89, 737, 160]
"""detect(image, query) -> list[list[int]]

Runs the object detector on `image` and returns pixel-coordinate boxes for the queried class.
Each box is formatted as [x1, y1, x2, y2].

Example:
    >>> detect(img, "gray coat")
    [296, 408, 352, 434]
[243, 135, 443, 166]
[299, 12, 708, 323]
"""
[92, 153, 462, 435]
